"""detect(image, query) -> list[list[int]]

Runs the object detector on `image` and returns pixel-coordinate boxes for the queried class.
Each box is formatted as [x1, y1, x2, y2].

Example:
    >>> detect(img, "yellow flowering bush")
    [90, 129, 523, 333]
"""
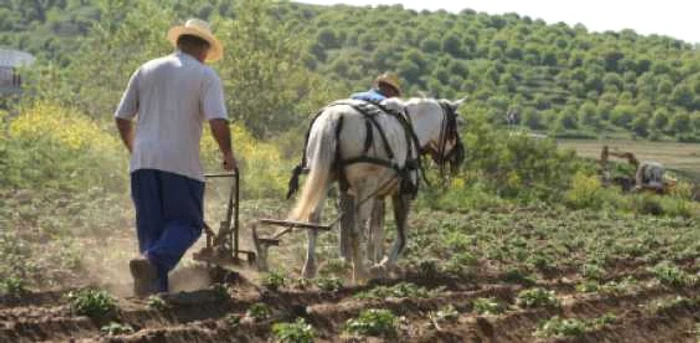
[564, 171, 610, 210]
[4, 102, 293, 199]
[2, 102, 127, 192]
[9, 103, 121, 152]
[201, 123, 293, 199]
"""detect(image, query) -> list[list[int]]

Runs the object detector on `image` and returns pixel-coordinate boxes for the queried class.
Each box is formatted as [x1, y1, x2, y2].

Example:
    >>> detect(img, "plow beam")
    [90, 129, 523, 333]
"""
[252, 219, 333, 272]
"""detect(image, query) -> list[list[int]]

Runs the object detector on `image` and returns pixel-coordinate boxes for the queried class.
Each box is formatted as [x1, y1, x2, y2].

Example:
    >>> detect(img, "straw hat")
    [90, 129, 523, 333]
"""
[374, 72, 402, 95]
[167, 18, 223, 63]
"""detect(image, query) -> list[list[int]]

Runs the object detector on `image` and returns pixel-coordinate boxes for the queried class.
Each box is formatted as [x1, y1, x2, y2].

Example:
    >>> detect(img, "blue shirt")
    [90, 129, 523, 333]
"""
[350, 88, 386, 103]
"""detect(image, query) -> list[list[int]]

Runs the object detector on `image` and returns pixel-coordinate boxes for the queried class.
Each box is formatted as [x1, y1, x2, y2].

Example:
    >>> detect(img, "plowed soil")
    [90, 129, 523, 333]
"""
[3, 207, 699, 342]
[1, 264, 698, 343]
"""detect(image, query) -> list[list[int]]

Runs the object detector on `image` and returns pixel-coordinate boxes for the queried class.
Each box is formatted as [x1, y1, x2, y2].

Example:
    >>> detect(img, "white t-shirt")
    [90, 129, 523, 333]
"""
[115, 51, 227, 182]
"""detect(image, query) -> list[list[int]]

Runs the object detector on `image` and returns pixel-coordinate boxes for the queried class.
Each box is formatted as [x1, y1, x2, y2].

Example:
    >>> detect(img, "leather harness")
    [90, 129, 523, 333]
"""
[286, 99, 462, 200]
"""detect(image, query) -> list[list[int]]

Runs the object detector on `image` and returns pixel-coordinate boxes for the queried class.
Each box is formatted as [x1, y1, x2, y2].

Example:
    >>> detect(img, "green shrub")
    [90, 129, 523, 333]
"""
[659, 196, 696, 218]
[564, 171, 607, 210]
[272, 318, 315, 343]
[629, 194, 665, 216]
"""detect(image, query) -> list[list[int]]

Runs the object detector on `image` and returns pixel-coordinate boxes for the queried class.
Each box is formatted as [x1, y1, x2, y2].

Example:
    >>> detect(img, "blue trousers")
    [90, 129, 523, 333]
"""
[130, 169, 204, 292]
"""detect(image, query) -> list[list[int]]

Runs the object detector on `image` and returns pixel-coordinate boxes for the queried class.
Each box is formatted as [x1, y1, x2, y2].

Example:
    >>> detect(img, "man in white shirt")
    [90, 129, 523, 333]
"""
[114, 19, 236, 297]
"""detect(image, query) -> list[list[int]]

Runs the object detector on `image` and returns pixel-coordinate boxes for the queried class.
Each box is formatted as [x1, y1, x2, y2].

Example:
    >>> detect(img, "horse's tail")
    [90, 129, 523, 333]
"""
[288, 113, 339, 222]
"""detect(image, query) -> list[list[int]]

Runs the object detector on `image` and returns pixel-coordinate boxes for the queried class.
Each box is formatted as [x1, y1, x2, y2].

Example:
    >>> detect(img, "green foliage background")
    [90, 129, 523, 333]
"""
[4, 0, 700, 140]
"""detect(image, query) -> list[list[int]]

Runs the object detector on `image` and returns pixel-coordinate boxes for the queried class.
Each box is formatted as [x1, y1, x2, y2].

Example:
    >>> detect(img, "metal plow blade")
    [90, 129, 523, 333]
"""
[252, 219, 333, 272]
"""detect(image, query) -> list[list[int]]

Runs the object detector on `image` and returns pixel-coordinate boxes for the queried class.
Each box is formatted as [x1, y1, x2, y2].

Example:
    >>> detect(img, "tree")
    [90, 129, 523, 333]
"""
[611, 105, 635, 128]
[602, 73, 623, 92]
[398, 59, 421, 84]
[670, 112, 692, 134]
[691, 111, 700, 131]
[441, 32, 463, 57]
[652, 108, 670, 130]
[10, 0, 700, 140]
[671, 84, 695, 109]
[448, 59, 469, 78]
[578, 102, 599, 127]
[420, 36, 440, 53]
[523, 108, 544, 129]
[631, 115, 650, 137]
[316, 28, 340, 49]
[557, 108, 578, 129]
[30, 0, 173, 117]
[217, 0, 320, 137]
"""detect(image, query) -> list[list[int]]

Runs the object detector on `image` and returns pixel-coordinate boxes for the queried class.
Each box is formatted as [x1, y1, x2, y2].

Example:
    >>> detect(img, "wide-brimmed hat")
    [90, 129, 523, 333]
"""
[374, 72, 402, 95]
[167, 18, 223, 63]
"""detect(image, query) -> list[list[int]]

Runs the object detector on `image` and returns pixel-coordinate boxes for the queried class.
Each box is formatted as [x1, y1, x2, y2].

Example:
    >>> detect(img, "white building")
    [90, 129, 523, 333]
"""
[0, 48, 35, 95]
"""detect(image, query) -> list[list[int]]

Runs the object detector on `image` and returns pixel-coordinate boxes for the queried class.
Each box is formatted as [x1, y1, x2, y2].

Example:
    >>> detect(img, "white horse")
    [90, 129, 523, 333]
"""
[287, 97, 466, 282]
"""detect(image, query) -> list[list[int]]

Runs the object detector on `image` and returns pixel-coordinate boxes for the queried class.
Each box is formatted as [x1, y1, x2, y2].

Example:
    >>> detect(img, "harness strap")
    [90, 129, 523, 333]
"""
[287, 99, 425, 199]
[363, 120, 373, 155]
[352, 102, 395, 160]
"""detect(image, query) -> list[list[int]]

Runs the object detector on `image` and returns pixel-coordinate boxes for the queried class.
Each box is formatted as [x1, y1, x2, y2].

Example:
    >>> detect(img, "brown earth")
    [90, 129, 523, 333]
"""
[1, 262, 698, 343]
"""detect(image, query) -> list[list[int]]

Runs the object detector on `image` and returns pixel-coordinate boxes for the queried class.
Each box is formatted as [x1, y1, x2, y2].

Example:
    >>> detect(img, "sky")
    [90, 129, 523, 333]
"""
[299, 0, 700, 44]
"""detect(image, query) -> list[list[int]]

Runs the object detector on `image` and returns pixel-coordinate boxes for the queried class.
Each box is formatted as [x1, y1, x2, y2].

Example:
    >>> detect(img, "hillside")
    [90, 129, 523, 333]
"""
[2, 0, 700, 140]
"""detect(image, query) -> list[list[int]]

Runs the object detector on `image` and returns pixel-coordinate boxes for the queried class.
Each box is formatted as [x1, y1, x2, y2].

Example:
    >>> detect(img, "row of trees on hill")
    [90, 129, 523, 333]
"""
[3, 0, 700, 140]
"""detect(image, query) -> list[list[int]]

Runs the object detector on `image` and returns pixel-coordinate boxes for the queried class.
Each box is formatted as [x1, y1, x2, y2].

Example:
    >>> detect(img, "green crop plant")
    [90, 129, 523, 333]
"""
[0, 277, 28, 296]
[473, 297, 506, 315]
[66, 289, 117, 317]
[146, 295, 168, 311]
[272, 318, 316, 343]
[100, 322, 134, 336]
[262, 271, 287, 291]
[651, 262, 697, 288]
[344, 309, 396, 337]
[516, 288, 560, 308]
[315, 276, 343, 292]
[246, 303, 272, 322]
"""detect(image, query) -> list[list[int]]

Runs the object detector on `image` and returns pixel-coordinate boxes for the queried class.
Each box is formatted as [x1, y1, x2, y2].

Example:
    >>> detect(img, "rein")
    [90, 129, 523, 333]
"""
[425, 100, 464, 178]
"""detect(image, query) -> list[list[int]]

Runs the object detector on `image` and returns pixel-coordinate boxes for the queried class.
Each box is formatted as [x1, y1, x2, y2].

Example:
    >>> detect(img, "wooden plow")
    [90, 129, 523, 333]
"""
[192, 170, 257, 268]
[193, 169, 334, 272]
[251, 218, 333, 272]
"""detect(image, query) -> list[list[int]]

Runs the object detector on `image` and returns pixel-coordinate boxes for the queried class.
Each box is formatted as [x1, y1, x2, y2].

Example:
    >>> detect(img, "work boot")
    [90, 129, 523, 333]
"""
[129, 257, 158, 298]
